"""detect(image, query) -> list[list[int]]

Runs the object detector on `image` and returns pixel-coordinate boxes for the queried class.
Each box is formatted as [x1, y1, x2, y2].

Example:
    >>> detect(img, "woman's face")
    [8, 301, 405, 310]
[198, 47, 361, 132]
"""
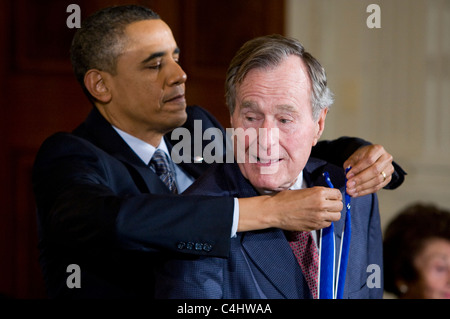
[406, 238, 450, 299]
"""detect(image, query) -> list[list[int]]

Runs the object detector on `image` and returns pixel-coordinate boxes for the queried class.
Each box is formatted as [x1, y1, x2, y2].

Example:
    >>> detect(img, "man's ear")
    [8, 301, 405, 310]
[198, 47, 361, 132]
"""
[84, 69, 112, 104]
[312, 108, 328, 146]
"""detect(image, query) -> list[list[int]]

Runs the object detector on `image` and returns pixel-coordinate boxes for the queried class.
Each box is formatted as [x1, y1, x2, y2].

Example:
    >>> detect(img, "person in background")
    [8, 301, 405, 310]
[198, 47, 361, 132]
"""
[384, 202, 450, 299]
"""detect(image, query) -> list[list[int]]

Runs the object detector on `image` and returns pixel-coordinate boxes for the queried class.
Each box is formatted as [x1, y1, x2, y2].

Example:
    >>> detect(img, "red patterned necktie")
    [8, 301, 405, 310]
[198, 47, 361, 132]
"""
[288, 231, 319, 299]
[149, 149, 178, 194]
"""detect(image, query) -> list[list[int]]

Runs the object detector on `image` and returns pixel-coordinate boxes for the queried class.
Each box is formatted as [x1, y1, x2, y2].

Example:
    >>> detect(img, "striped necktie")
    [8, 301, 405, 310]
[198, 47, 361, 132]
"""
[149, 149, 178, 194]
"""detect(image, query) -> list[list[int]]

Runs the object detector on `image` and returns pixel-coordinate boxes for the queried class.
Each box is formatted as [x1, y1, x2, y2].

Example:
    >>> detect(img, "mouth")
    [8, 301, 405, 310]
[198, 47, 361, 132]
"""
[253, 156, 282, 166]
[163, 93, 186, 104]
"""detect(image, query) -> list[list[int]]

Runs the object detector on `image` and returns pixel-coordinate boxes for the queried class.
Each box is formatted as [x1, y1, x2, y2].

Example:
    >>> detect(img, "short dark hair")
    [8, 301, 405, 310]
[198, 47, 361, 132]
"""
[383, 202, 450, 296]
[70, 5, 160, 101]
[225, 34, 333, 120]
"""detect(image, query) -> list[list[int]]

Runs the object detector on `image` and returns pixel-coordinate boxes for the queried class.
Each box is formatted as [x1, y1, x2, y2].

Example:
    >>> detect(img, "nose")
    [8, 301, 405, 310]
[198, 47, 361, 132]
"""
[258, 120, 279, 156]
[167, 60, 187, 86]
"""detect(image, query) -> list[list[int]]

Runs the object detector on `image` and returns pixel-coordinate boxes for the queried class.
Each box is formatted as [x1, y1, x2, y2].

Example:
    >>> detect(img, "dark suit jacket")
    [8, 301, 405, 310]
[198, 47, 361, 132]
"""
[32, 106, 235, 298]
[155, 159, 383, 299]
[33, 105, 392, 298]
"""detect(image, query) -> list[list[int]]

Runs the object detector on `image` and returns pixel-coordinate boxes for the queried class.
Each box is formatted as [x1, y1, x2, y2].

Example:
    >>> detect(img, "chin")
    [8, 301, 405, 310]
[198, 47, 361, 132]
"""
[240, 164, 286, 191]
[171, 109, 188, 126]
[248, 176, 286, 193]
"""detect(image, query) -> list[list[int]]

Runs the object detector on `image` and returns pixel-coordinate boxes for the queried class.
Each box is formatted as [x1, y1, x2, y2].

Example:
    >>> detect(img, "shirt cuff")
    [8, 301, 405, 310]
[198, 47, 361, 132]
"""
[231, 198, 239, 238]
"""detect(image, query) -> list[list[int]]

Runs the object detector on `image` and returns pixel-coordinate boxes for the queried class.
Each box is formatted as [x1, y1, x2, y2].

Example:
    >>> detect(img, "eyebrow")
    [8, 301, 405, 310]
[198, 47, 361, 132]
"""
[276, 104, 297, 112]
[140, 47, 180, 64]
[241, 100, 258, 110]
[241, 101, 298, 113]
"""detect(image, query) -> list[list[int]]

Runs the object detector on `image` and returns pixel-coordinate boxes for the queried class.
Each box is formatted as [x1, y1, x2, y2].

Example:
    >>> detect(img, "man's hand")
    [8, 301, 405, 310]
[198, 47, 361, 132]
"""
[238, 187, 343, 232]
[270, 187, 343, 231]
[344, 144, 394, 197]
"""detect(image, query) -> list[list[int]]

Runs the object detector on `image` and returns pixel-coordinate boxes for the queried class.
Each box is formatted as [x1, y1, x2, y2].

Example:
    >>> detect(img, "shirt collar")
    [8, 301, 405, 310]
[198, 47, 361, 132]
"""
[289, 171, 307, 190]
[257, 170, 306, 195]
[112, 126, 170, 165]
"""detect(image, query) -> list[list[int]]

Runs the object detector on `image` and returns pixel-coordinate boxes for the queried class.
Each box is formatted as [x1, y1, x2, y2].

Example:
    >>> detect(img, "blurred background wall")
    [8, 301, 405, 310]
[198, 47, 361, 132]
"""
[0, 0, 448, 298]
[286, 0, 450, 230]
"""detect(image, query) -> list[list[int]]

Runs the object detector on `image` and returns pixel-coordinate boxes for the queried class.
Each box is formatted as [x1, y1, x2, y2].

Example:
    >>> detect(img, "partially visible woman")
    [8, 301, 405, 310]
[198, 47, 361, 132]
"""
[383, 202, 450, 299]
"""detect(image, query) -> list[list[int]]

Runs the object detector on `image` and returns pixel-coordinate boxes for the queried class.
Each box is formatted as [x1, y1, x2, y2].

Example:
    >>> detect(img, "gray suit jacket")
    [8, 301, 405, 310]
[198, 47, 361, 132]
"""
[154, 158, 383, 299]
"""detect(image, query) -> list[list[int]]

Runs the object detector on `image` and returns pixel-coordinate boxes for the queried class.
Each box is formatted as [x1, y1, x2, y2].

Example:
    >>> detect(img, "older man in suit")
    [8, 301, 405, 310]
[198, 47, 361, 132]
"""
[155, 35, 384, 299]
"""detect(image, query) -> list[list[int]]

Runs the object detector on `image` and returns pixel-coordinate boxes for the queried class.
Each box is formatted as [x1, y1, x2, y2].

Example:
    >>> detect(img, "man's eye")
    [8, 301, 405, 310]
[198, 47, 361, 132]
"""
[148, 64, 161, 70]
[279, 119, 291, 124]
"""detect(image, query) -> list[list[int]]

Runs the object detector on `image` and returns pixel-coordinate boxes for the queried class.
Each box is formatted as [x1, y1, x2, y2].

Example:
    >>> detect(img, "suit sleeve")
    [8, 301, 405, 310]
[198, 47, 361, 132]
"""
[312, 136, 406, 189]
[32, 133, 233, 258]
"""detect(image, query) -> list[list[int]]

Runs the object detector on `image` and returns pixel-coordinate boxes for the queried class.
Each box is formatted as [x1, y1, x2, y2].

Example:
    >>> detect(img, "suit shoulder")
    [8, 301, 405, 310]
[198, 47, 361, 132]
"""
[307, 157, 346, 189]
[34, 132, 109, 171]
[184, 162, 256, 198]
[37, 132, 101, 155]
[184, 163, 231, 196]
[185, 105, 225, 131]
[323, 161, 346, 180]
[186, 105, 215, 120]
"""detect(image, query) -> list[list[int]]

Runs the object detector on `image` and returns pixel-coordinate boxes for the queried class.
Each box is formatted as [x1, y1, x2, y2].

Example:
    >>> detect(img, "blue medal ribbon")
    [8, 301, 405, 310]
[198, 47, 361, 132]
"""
[319, 168, 352, 299]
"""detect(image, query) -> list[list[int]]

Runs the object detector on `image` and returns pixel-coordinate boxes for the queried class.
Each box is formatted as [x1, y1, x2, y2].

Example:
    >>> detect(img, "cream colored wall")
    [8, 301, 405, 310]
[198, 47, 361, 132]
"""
[286, 0, 450, 231]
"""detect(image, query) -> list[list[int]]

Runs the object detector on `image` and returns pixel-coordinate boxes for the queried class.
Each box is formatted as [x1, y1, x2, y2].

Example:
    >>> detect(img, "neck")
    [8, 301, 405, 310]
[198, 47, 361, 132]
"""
[96, 105, 164, 147]
[254, 176, 301, 195]
[256, 188, 279, 196]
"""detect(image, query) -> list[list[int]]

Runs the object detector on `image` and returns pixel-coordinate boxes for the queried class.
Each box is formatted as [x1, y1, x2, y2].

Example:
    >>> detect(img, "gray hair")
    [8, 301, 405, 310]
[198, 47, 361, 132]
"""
[70, 5, 160, 102]
[225, 34, 334, 120]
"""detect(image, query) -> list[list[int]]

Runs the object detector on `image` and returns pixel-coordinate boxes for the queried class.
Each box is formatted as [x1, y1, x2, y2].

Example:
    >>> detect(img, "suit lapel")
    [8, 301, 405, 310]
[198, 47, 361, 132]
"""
[76, 107, 170, 194]
[240, 158, 348, 298]
[241, 230, 309, 299]
[164, 135, 208, 180]
[226, 163, 309, 298]
[164, 106, 227, 180]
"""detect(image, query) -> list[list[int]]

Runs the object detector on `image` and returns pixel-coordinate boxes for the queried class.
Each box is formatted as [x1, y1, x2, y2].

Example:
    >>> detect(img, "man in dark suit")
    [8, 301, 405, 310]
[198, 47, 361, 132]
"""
[155, 35, 384, 299]
[33, 5, 401, 298]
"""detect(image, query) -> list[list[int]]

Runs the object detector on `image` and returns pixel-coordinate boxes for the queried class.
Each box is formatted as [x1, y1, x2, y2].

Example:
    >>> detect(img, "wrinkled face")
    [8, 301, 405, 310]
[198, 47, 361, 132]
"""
[231, 55, 327, 193]
[410, 238, 450, 299]
[104, 19, 187, 141]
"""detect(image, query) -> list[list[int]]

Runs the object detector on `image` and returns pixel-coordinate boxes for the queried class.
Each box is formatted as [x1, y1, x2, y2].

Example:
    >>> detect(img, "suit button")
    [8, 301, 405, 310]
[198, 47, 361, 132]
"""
[203, 243, 212, 252]
[186, 242, 194, 250]
[176, 242, 186, 250]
